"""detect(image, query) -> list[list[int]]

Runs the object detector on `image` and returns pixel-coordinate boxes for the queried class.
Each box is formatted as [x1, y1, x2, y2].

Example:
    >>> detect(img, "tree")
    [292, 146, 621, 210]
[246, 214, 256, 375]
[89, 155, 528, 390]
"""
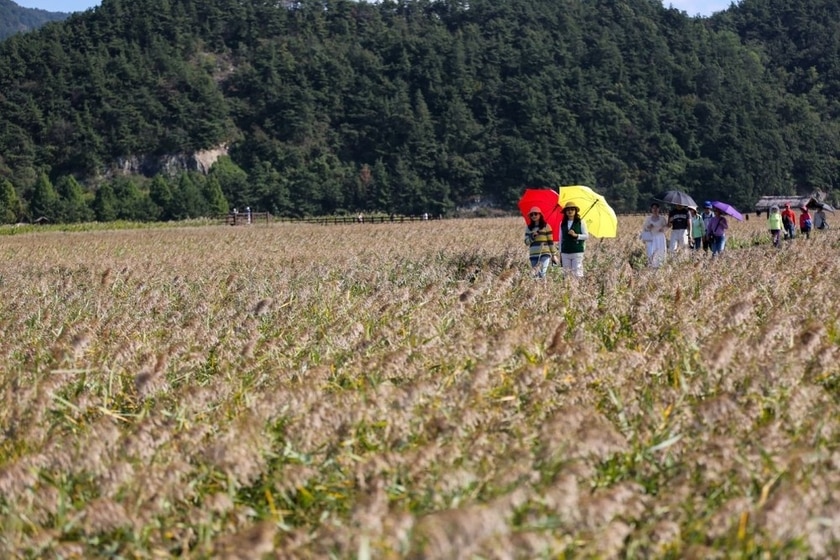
[55, 175, 94, 223]
[202, 175, 229, 215]
[92, 183, 118, 222]
[29, 173, 59, 221]
[208, 156, 249, 209]
[169, 172, 207, 219]
[0, 179, 23, 223]
[148, 175, 174, 220]
[110, 176, 158, 221]
[249, 159, 289, 216]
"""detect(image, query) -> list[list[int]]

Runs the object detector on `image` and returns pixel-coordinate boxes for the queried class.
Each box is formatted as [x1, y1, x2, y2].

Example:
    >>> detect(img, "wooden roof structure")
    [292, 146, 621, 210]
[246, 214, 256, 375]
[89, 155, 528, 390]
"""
[754, 192, 833, 212]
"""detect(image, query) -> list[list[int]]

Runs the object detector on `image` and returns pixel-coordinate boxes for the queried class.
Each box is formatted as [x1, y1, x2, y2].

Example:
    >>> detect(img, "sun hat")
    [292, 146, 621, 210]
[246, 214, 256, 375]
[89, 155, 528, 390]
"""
[801, 205, 808, 211]
[784, 202, 790, 208]
[703, 201, 712, 208]
[528, 206, 542, 215]
[564, 202, 580, 211]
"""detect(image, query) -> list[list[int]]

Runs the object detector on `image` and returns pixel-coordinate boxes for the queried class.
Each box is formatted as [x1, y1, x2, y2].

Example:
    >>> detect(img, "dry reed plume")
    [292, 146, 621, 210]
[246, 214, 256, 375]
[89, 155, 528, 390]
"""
[0, 216, 838, 558]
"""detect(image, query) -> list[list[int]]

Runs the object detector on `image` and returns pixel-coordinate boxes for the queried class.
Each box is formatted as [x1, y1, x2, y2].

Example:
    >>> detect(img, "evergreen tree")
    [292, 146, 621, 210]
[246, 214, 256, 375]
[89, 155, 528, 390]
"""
[169, 172, 207, 219]
[0, 178, 23, 223]
[92, 183, 118, 222]
[110, 176, 159, 221]
[55, 175, 94, 223]
[249, 159, 289, 216]
[202, 175, 229, 215]
[148, 175, 174, 220]
[208, 156, 249, 209]
[29, 173, 59, 221]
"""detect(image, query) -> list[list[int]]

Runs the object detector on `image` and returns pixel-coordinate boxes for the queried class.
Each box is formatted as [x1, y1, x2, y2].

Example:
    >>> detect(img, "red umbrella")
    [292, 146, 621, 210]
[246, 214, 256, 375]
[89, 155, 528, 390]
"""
[518, 188, 563, 242]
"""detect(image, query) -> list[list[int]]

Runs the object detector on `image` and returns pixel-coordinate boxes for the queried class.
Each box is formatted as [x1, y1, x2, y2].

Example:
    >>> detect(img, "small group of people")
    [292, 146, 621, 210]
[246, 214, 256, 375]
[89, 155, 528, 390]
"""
[525, 198, 832, 276]
[767, 202, 827, 245]
[640, 200, 728, 267]
[524, 204, 588, 279]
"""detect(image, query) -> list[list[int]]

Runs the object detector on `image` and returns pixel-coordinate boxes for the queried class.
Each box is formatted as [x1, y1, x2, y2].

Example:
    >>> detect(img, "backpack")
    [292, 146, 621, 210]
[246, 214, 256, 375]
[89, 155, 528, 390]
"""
[804, 218, 813, 229]
[782, 215, 792, 228]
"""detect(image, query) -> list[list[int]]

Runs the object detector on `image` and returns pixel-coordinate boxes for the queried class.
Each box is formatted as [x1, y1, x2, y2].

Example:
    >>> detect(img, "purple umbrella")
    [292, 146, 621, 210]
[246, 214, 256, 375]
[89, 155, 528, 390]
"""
[711, 201, 744, 221]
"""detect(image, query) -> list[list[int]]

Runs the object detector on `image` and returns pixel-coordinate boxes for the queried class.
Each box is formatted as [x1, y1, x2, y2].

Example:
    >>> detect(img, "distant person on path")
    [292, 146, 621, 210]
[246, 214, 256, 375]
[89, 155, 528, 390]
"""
[667, 204, 690, 253]
[700, 201, 715, 252]
[799, 206, 812, 239]
[525, 207, 557, 279]
[781, 203, 796, 239]
[689, 207, 705, 251]
[814, 207, 828, 230]
[767, 205, 782, 247]
[642, 202, 668, 268]
[559, 203, 589, 278]
[707, 207, 729, 256]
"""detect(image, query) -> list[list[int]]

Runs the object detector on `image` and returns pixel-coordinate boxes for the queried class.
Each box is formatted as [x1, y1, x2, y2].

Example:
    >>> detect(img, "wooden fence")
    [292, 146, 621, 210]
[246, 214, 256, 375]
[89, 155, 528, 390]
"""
[223, 212, 272, 225]
[289, 214, 441, 225]
[219, 212, 441, 225]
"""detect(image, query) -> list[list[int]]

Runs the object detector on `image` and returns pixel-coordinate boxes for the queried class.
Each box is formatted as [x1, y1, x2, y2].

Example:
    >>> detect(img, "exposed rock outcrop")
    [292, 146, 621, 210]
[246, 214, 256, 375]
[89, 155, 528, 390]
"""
[113, 144, 229, 177]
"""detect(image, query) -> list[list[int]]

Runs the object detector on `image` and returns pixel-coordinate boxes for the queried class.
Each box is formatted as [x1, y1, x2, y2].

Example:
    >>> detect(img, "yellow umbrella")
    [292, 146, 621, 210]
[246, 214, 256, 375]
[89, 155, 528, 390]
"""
[558, 185, 618, 238]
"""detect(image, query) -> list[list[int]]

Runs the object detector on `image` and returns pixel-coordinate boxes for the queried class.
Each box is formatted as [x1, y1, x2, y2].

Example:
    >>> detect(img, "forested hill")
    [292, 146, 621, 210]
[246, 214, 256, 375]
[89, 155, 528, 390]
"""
[2, 0, 840, 223]
[0, 0, 68, 40]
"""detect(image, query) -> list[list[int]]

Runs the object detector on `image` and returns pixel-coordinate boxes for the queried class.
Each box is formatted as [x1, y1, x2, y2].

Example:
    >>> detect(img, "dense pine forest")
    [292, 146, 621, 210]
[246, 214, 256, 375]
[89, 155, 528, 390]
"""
[1, 0, 840, 223]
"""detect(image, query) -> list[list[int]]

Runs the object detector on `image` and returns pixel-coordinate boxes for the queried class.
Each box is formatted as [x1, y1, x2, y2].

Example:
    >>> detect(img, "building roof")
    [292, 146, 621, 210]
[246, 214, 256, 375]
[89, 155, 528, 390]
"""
[754, 193, 828, 212]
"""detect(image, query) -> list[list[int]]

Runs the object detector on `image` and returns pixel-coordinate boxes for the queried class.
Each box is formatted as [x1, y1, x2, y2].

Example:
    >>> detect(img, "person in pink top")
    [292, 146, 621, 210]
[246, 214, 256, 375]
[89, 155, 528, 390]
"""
[799, 206, 813, 239]
[707, 207, 729, 256]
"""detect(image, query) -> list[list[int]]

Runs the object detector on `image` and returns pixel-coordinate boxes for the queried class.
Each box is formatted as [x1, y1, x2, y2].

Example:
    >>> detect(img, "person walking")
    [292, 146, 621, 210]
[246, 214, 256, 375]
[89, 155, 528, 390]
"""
[689, 207, 705, 251]
[641, 202, 668, 268]
[768, 205, 782, 247]
[707, 206, 729, 256]
[814, 206, 828, 230]
[559, 203, 589, 278]
[799, 206, 813, 239]
[667, 204, 690, 253]
[781, 203, 796, 240]
[700, 201, 715, 252]
[525, 207, 557, 279]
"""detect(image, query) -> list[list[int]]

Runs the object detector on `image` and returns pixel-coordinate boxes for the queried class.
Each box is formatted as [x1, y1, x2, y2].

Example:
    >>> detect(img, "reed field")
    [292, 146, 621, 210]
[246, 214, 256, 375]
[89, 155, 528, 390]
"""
[1, 214, 838, 559]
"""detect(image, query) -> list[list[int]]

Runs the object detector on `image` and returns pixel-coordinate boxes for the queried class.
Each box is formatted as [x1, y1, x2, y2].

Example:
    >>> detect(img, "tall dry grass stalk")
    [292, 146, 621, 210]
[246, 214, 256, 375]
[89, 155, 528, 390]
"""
[0, 216, 838, 558]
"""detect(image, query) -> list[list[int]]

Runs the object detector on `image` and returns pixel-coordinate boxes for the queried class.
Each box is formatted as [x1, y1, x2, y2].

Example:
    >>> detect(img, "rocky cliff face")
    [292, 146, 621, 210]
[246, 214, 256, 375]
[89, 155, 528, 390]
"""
[113, 144, 229, 177]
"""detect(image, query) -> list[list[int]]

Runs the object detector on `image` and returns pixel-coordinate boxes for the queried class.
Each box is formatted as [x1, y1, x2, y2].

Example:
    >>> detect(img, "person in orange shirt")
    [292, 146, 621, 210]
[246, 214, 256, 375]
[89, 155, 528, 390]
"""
[780, 203, 797, 240]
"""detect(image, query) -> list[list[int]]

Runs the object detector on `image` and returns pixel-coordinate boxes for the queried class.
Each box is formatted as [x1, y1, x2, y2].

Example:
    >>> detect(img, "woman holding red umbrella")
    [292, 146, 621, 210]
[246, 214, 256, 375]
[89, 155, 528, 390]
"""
[525, 207, 558, 279]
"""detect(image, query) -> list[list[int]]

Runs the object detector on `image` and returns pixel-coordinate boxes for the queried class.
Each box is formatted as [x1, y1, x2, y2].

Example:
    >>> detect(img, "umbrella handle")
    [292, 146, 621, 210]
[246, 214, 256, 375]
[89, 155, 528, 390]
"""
[580, 199, 598, 219]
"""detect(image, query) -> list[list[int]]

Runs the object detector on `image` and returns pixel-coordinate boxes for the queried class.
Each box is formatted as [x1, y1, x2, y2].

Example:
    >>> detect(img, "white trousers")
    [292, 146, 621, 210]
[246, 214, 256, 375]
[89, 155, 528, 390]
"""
[561, 252, 584, 278]
[668, 229, 688, 252]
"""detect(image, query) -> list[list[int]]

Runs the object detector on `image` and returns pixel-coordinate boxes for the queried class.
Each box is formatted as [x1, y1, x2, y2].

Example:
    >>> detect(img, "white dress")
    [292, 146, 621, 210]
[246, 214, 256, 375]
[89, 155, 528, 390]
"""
[642, 214, 668, 267]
